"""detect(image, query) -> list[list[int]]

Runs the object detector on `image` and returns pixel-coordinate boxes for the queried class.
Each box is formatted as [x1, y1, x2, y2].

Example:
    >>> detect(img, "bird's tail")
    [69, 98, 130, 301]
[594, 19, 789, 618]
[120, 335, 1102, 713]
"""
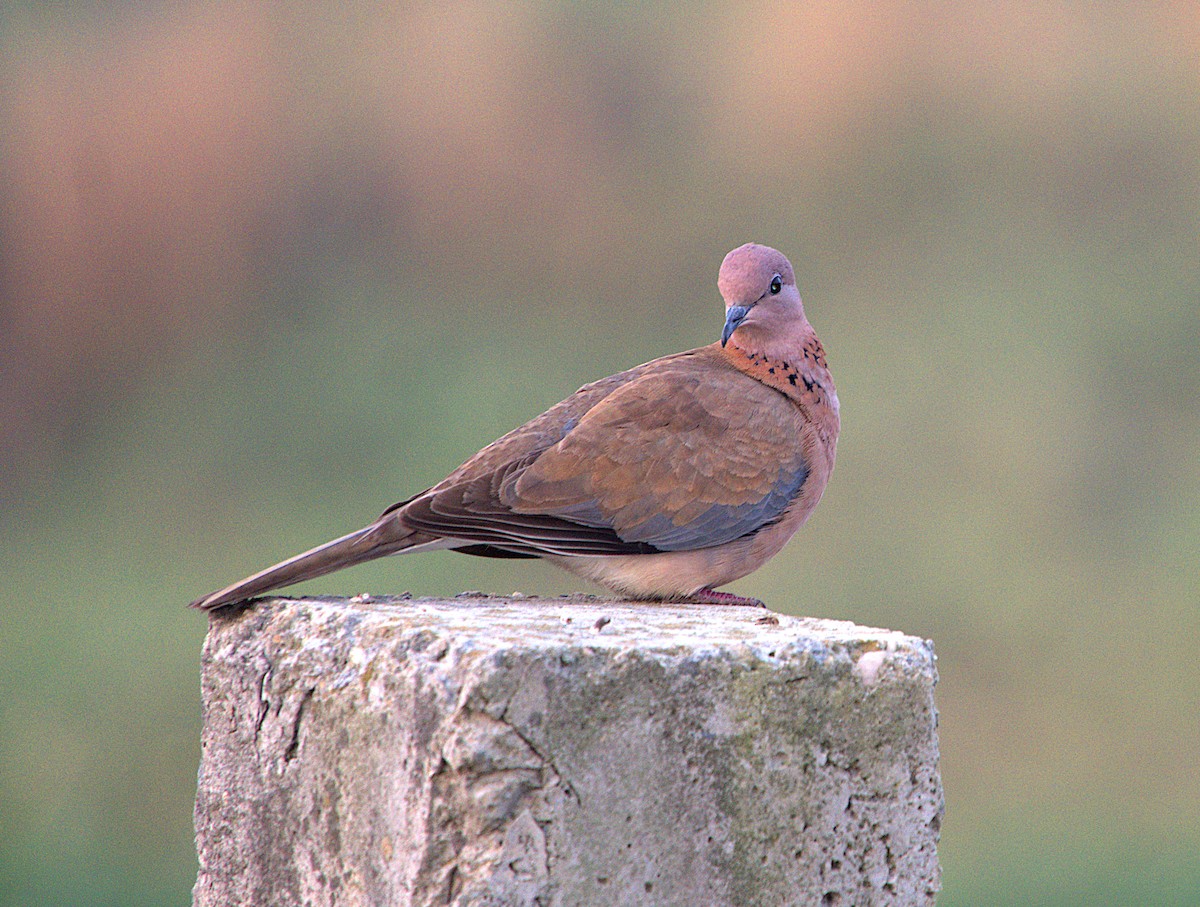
[189, 524, 399, 611]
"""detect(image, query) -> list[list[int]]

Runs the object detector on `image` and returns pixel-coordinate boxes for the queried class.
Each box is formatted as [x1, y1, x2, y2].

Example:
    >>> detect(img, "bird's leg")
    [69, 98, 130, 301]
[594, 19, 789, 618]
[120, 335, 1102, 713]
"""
[687, 588, 766, 608]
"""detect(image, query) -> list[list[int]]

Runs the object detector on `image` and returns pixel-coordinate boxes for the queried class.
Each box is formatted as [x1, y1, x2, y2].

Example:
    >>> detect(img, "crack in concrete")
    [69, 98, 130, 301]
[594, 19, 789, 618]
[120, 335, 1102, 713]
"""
[500, 716, 582, 808]
[283, 686, 315, 762]
[252, 662, 272, 744]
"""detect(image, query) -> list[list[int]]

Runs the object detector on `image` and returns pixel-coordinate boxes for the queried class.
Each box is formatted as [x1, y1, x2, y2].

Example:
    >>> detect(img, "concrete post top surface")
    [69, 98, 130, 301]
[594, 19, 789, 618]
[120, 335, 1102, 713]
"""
[207, 594, 933, 678]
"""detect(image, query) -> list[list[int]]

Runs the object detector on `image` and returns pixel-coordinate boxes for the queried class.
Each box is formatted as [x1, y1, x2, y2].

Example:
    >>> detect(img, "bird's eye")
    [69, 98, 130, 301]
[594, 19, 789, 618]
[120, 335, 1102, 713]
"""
[769, 275, 782, 295]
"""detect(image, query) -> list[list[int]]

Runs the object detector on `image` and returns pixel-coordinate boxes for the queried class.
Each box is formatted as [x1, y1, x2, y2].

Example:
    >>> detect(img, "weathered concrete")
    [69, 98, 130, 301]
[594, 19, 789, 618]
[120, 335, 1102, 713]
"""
[193, 595, 941, 906]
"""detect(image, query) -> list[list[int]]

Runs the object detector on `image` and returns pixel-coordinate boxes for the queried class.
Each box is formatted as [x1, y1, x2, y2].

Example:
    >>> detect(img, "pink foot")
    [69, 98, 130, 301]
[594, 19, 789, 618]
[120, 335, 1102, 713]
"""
[687, 588, 766, 608]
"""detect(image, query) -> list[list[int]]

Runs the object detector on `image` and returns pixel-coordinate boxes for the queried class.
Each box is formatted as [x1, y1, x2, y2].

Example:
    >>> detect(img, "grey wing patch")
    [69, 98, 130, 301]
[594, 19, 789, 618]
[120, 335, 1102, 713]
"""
[545, 460, 810, 551]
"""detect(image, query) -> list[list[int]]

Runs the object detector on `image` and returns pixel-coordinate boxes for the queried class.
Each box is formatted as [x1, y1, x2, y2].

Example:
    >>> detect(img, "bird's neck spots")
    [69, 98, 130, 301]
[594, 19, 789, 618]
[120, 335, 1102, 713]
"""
[721, 338, 836, 412]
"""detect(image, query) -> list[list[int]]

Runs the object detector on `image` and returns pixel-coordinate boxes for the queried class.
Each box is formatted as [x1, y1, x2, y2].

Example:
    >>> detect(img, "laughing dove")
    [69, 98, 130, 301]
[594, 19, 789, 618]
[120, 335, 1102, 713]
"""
[190, 243, 839, 610]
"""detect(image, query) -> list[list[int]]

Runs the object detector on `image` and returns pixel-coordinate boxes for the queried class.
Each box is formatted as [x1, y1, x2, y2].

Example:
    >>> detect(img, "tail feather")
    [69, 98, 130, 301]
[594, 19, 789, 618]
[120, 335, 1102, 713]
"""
[190, 525, 393, 611]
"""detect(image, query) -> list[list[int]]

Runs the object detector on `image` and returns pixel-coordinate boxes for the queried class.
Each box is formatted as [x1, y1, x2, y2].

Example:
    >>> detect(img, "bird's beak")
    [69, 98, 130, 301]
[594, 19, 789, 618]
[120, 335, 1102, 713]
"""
[721, 305, 752, 347]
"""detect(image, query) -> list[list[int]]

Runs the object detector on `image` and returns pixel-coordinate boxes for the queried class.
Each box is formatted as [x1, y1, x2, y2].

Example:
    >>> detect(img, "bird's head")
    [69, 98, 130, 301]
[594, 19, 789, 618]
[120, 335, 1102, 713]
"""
[718, 243, 806, 355]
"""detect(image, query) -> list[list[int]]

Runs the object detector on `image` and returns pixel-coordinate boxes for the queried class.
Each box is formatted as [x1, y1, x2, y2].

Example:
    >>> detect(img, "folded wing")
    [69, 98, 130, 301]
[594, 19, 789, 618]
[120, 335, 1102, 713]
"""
[397, 350, 810, 557]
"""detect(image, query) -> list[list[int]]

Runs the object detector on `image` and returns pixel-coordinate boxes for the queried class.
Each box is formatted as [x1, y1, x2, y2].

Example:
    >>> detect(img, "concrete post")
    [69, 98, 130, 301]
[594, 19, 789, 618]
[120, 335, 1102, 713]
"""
[193, 596, 941, 906]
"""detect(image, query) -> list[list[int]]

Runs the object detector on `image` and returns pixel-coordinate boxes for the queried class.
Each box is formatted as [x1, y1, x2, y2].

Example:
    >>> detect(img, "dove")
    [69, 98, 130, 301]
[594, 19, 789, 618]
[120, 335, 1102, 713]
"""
[190, 243, 839, 611]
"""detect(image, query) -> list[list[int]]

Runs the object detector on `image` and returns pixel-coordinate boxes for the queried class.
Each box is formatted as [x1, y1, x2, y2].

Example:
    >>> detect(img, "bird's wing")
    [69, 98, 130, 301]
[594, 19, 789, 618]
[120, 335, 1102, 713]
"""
[397, 349, 811, 556]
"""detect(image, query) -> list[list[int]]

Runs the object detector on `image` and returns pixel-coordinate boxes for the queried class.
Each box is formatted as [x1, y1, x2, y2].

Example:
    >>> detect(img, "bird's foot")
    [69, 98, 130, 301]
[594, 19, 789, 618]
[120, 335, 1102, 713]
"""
[687, 588, 766, 608]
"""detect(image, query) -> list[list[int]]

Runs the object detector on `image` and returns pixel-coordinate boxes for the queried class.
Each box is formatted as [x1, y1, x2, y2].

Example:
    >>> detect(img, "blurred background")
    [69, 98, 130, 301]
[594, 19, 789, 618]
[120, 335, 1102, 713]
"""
[2, 2, 1197, 904]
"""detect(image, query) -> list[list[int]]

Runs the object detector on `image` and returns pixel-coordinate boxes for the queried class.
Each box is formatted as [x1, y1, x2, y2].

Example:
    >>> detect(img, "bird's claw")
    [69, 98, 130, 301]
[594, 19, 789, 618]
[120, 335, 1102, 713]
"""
[688, 588, 767, 608]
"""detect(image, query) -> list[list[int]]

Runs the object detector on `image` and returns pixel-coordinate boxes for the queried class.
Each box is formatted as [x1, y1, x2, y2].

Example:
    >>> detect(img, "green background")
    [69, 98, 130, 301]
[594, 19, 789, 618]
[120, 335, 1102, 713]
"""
[2, 4, 1197, 904]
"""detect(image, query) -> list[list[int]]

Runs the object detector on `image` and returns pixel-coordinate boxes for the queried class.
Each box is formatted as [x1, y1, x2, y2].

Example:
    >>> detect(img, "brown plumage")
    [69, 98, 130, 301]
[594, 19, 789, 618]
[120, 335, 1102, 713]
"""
[190, 243, 839, 611]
